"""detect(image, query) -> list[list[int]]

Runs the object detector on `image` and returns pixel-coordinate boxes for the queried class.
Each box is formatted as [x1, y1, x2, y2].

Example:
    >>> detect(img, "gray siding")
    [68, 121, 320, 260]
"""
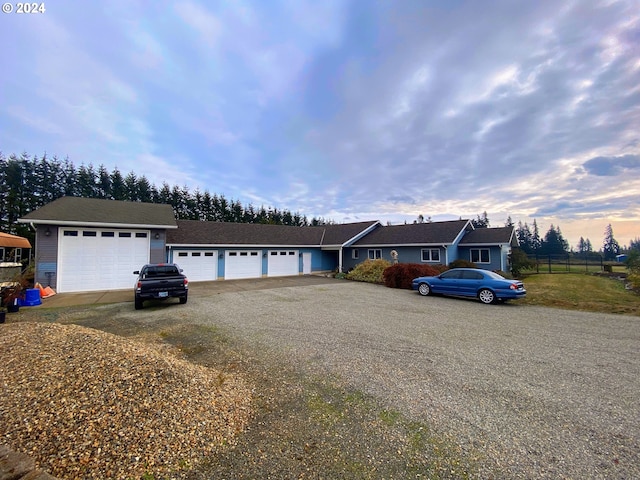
[149, 229, 166, 263]
[457, 246, 503, 271]
[34, 225, 59, 288]
[343, 246, 447, 271]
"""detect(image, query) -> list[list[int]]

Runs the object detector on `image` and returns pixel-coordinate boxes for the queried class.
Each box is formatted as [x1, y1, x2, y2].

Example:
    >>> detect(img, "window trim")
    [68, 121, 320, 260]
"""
[352, 249, 359, 260]
[470, 248, 491, 264]
[368, 249, 382, 260]
[421, 248, 440, 262]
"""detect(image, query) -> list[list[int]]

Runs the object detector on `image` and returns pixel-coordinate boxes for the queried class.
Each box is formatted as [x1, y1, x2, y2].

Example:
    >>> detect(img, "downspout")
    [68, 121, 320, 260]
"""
[443, 245, 448, 265]
[339, 247, 343, 273]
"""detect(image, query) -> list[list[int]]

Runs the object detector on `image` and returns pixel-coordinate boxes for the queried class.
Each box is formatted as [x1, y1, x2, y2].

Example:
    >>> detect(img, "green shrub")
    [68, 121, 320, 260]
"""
[626, 252, 640, 290]
[628, 273, 640, 290]
[383, 263, 448, 289]
[448, 259, 477, 269]
[510, 247, 535, 277]
[345, 259, 391, 284]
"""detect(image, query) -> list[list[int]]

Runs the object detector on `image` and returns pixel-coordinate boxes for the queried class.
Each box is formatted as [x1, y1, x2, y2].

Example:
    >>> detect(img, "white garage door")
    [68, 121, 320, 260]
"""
[174, 250, 217, 282]
[268, 250, 299, 277]
[225, 250, 262, 279]
[58, 228, 149, 293]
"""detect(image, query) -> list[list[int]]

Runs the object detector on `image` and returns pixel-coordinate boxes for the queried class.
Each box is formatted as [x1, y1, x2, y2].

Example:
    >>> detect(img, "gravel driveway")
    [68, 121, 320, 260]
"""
[180, 278, 640, 479]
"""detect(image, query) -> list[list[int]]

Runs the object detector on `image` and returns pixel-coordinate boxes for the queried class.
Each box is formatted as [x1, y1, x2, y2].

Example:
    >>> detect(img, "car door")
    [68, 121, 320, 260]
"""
[433, 270, 462, 294]
[459, 270, 484, 297]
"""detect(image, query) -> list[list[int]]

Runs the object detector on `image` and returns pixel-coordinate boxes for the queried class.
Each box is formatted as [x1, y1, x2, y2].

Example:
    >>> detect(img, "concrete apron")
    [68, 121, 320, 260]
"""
[28, 275, 338, 308]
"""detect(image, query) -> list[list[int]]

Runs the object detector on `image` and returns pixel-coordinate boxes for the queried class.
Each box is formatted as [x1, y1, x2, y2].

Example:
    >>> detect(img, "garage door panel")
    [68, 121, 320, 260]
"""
[174, 250, 217, 282]
[58, 228, 149, 293]
[268, 250, 299, 277]
[225, 251, 261, 279]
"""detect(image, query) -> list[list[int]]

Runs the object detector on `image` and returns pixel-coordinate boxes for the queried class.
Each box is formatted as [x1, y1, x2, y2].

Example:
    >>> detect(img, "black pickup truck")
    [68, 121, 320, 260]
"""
[133, 263, 188, 310]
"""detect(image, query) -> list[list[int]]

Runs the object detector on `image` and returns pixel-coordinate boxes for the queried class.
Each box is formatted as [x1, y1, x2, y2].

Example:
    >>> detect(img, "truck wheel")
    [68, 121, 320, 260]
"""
[135, 297, 143, 310]
[179, 294, 188, 304]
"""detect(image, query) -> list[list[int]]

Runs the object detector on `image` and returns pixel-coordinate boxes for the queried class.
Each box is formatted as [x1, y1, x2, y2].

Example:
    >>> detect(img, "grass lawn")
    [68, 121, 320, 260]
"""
[519, 272, 640, 316]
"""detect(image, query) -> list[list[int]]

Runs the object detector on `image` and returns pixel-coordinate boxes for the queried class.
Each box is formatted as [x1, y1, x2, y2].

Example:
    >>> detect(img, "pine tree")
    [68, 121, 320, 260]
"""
[472, 211, 490, 228]
[603, 224, 620, 260]
[110, 168, 126, 200]
[124, 172, 138, 201]
[97, 164, 112, 199]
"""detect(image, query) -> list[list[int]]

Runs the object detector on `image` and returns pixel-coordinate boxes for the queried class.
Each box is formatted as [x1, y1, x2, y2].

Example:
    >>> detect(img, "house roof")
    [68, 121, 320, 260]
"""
[318, 221, 380, 246]
[167, 220, 380, 247]
[351, 219, 471, 246]
[0, 232, 32, 249]
[458, 226, 517, 246]
[18, 197, 178, 229]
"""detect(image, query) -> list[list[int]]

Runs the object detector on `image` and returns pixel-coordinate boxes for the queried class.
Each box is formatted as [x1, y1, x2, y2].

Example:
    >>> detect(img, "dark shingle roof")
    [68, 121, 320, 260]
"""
[351, 220, 470, 246]
[459, 226, 516, 245]
[167, 220, 380, 246]
[18, 197, 177, 228]
[319, 221, 380, 246]
[168, 220, 322, 245]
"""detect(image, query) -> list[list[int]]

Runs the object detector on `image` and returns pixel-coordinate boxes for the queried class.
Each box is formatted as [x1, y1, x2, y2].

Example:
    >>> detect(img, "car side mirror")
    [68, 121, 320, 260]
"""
[133, 271, 140, 275]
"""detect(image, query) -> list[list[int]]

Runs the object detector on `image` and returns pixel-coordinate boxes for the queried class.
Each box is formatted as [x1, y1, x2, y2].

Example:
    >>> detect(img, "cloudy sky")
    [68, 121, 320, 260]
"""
[1, 0, 639, 248]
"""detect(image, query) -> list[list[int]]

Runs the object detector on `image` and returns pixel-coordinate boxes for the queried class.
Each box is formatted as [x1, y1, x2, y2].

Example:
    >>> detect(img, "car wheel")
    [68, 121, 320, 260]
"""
[478, 289, 495, 304]
[134, 297, 143, 310]
[418, 283, 431, 296]
[179, 294, 188, 304]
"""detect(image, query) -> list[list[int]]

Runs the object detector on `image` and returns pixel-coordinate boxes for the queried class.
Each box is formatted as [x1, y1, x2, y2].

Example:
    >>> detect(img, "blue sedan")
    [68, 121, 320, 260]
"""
[411, 268, 526, 304]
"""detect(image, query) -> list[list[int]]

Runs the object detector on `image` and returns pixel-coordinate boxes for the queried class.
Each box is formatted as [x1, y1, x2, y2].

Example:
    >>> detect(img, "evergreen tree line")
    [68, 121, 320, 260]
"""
[513, 219, 627, 261]
[2, 152, 636, 260]
[0, 152, 333, 240]
[467, 213, 630, 261]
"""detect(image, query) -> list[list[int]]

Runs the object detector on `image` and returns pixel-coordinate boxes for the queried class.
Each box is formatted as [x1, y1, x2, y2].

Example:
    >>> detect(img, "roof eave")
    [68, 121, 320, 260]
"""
[341, 221, 382, 247]
[18, 219, 178, 229]
[353, 242, 454, 247]
[167, 243, 320, 248]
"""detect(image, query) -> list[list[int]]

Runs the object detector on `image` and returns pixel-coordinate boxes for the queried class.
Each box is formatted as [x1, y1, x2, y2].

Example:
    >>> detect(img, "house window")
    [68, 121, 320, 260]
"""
[352, 249, 359, 260]
[119, 232, 131, 238]
[421, 249, 440, 262]
[63, 230, 78, 236]
[83, 231, 97, 237]
[471, 248, 490, 263]
[368, 249, 382, 260]
[135, 232, 148, 238]
[178, 252, 188, 257]
[101, 232, 115, 237]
